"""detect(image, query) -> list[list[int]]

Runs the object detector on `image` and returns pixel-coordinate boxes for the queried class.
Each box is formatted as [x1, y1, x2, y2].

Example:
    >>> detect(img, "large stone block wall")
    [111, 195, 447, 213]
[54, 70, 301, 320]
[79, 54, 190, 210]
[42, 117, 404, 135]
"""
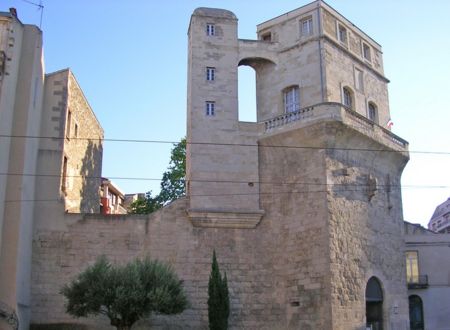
[37, 70, 103, 215]
[259, 125, 334, 330]
[31, 121, 345, 330]
[64, 73, 103, 213]
[31, 199, 282, 329]
[324, 122, 409, 329]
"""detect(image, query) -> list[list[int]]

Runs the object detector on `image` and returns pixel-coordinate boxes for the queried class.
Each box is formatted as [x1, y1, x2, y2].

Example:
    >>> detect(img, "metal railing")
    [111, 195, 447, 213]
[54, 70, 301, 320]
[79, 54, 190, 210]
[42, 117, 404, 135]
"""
[407, 275, 428, 289]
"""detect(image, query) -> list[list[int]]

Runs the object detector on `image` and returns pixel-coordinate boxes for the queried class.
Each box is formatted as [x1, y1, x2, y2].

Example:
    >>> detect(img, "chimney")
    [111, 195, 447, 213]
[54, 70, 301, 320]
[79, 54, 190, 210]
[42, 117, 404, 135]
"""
[9, 8, 18, 19]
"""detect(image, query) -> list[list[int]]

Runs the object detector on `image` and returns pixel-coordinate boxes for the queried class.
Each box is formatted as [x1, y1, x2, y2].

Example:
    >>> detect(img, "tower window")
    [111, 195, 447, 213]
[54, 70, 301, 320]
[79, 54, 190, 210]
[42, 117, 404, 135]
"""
[342, 87, 354, 109]
[62, 156, 68, 193]
[363, 43, 371, 61]
[338, 23, 347, 44]
[355, 68, 364, 91]
[206, 23, 215, 36]
[206, 67, 215, 81]
[206, 101, 215, 116]
[368, 102, 378, 123]
[406, 251, 419, 283]
[261, 32, 272, 41]
[300, 16, 313, 36]
[66, 110, 72, 139]
[74, 123, 79, 138]
[284, 86, 300, 113]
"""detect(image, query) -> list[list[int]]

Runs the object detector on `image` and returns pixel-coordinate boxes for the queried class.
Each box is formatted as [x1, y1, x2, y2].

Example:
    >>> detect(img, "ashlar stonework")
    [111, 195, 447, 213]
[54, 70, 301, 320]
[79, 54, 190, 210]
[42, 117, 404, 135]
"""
[30, 1, 410, 329]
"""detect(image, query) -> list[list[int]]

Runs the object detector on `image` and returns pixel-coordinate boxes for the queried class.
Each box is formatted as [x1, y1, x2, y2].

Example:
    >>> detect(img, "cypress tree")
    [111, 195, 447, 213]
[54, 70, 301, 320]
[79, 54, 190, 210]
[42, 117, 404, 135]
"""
[222, 272, 230, 329]
[208, 250, 230, 330]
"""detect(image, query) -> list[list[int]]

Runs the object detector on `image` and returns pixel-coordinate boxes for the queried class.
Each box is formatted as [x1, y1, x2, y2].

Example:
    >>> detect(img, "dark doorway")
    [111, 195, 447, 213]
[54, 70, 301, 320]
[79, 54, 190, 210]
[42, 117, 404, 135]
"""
[366, 277, 383, 330]
[409, 295, 424, 330]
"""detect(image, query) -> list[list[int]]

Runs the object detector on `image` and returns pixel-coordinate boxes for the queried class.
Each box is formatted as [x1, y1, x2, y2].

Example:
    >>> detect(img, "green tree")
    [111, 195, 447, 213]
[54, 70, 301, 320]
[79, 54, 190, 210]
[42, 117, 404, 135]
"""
[61, 256, 188, 330]
[157, 138, 186, 205]
[127, 191, 161, 214]
[208, 250, 230, 330]
[128, 138, 186, 214]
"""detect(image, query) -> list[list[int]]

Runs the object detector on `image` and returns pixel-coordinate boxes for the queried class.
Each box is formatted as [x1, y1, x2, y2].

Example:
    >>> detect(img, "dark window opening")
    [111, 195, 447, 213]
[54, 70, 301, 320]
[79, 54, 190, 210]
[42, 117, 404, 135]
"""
[366, 277, 383, 330]
[409, 295, 424, 330]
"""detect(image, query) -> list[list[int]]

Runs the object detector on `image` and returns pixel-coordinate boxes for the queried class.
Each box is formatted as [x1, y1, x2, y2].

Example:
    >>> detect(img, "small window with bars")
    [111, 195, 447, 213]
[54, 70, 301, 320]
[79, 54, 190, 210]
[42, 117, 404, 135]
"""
[206, 101, 215, 116]
[206, 23, 215, 36]
[206, 67, 215, 81]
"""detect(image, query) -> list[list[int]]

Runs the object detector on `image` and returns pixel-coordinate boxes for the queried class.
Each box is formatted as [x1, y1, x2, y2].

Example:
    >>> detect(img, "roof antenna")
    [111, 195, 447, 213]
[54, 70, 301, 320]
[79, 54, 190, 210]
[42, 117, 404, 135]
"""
[20, 0, 44, 29]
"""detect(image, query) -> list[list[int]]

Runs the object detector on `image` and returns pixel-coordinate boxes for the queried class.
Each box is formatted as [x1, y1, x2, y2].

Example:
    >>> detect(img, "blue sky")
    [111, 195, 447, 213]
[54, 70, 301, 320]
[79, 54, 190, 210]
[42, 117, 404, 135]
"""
[3, 0, 450, 227]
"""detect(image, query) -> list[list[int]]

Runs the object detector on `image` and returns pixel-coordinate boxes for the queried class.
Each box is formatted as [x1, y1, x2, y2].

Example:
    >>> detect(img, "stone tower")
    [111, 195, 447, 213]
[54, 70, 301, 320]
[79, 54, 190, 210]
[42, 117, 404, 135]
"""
[187, 1, 410, 329]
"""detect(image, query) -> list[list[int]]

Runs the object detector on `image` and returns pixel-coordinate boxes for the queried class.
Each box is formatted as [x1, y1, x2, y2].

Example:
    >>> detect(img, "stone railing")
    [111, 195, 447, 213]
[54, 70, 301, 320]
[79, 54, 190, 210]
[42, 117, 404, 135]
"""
[263, 102, 408, 150]
[264, 106, 314, 131]
[343, 106, 408, 148]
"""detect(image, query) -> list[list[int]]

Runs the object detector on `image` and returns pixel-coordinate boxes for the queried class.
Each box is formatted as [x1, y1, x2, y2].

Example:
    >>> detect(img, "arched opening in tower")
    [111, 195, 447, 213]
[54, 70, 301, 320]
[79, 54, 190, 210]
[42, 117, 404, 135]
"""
[238, 57, 275, 123]
[238, 65, 257, 122]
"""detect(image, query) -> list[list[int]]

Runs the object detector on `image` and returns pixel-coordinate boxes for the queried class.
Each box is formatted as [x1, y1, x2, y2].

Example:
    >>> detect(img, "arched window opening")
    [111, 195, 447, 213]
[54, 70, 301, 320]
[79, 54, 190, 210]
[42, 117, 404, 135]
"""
[368, 102, 378, 123]
[238, 65, 257, 122]
[342, 86, 354, 109]
[409, 295, 424, 330]
[366, 277, 383, 330]
[283, 86, 300, 113]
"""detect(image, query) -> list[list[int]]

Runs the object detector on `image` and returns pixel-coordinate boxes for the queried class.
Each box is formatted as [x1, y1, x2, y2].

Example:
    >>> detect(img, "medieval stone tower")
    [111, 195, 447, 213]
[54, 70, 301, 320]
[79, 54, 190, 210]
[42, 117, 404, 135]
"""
[187, 1, 410, 329]
[5, 1, 412, 329]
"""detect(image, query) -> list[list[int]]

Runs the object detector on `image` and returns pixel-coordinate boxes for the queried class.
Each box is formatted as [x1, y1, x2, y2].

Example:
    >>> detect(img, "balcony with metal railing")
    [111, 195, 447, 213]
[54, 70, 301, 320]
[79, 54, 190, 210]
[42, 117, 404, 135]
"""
[407, 275, 429, 289]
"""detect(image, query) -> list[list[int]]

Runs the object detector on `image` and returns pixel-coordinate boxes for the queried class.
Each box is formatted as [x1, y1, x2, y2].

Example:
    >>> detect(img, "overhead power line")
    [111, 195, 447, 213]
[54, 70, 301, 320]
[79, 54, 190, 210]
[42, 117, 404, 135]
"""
[0, 134, 449, 155]
[0, 172, 448, 190]
[3, 184, 449, 204]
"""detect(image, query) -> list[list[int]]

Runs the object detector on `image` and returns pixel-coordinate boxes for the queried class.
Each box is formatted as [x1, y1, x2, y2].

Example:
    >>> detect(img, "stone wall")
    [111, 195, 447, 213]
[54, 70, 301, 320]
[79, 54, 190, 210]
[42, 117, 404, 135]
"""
[31, 119, 342, 329]
[32, 199, 284, 329]
[325, 121, 409, 329]
[64, 72, 103, 213]
[37, 69, 103, 215]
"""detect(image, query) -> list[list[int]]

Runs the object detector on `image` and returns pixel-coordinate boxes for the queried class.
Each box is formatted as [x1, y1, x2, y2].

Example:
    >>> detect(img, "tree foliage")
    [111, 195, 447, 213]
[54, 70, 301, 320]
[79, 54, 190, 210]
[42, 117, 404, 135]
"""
[158, 138, 186, 204]
[127, 191, 161, 214]
[61, 256, 188, 330]
[208, 250, 230, 330]
[128, 138, 186, 214]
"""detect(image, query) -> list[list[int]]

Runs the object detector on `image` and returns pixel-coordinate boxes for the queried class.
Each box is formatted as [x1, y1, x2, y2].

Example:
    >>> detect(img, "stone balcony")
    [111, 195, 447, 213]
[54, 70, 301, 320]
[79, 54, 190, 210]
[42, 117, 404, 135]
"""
[261, 102, 409, 153]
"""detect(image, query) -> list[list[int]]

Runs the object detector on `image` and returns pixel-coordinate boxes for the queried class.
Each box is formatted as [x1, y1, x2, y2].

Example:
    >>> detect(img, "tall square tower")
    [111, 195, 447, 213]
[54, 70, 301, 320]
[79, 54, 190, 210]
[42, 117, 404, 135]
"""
[187, 1, 409, 328]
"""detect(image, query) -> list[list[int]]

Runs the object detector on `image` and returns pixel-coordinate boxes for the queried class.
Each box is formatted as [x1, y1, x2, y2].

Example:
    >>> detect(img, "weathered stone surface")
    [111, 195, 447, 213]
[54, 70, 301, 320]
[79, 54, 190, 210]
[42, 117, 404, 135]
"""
[30, 2, 410, 330]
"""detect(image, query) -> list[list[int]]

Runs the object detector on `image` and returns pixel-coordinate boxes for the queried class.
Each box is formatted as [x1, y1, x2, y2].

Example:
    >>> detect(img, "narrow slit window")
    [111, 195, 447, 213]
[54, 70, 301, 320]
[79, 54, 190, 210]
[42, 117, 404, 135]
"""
[355, 68, 364, 91]
[62, 156, 68, 192]
[363, 43, 371, 61]
[66, 110, 72, 139]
